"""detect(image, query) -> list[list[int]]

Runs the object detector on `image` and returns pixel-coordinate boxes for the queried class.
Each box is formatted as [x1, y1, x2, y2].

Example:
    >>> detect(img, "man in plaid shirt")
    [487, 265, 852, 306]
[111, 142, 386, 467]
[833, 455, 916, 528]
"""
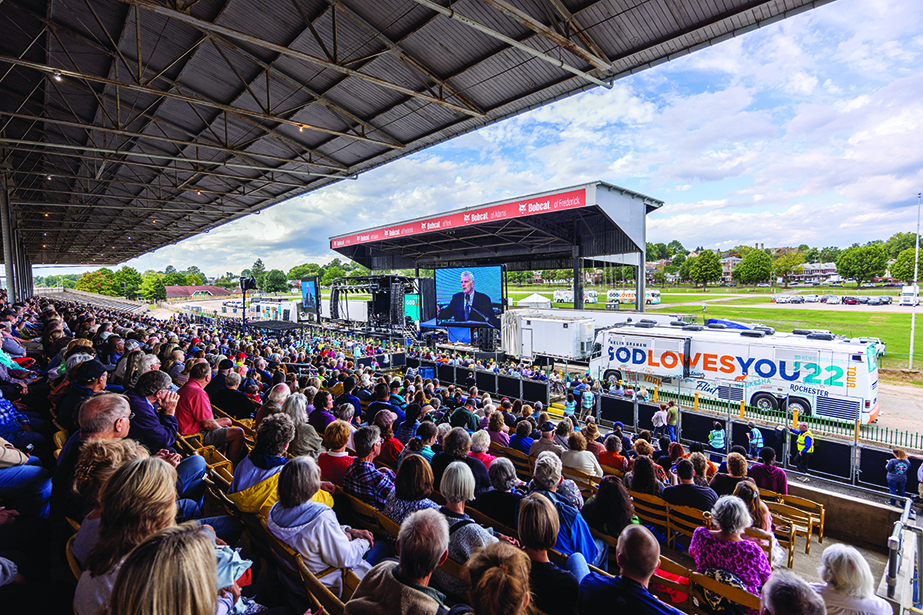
[344, 425, 395, 509]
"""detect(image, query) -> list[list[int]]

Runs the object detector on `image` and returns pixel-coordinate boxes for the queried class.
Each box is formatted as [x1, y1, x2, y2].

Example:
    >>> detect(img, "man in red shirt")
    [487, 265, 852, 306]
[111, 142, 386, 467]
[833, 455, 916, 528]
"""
[176, 362, 245, 463]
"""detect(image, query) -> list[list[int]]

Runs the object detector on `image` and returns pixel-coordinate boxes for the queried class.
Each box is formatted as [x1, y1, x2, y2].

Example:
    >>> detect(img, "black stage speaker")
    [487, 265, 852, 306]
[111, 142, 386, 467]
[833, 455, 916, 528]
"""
[390, 282, 404, 325]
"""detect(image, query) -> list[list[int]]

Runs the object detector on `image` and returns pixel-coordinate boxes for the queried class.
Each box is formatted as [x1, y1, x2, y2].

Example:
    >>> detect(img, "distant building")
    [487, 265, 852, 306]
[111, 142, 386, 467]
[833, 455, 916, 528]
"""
[165, 285, 234, 300]
[793, 262, 837, 283]
[721, 256, 741, 282]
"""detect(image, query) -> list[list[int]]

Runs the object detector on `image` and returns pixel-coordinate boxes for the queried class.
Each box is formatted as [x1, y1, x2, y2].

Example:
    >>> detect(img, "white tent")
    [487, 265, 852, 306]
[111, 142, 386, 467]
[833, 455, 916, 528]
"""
[516, 293, 552, 308]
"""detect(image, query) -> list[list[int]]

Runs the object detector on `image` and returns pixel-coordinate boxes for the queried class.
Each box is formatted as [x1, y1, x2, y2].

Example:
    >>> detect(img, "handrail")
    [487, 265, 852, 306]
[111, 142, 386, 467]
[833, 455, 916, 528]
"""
[886, 496, 918, 602]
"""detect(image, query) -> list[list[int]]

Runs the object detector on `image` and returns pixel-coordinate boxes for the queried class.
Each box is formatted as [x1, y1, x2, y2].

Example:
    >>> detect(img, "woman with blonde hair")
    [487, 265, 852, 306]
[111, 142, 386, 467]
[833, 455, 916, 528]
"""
[74, 457, 178, 615]
[811, 544, 891, 615]
[71, 439, 149, 564]
[104, 523, 226, 615]
[176, 357, 196, 386]
[465, 541, 533, 615]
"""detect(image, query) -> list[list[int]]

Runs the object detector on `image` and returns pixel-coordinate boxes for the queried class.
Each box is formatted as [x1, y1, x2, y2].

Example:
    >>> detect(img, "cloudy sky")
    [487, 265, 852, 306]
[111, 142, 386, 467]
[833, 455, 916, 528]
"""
[36, 0, 923, 279]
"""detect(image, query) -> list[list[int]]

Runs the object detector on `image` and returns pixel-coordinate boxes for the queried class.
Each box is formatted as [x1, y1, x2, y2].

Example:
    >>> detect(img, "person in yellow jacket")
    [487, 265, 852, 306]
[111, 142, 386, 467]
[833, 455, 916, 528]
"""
[788, 422, 814, 475]
[228, 413, 334, 513]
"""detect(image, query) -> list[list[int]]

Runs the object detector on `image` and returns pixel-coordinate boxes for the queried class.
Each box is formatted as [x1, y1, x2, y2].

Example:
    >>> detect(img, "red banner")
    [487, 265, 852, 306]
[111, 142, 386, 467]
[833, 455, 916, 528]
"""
[330, 188, 587, 248]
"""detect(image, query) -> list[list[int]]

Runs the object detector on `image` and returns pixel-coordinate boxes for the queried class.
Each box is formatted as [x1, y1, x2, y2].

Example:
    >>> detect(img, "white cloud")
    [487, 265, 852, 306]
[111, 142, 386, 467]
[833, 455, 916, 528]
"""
[35, 0, 923, 281]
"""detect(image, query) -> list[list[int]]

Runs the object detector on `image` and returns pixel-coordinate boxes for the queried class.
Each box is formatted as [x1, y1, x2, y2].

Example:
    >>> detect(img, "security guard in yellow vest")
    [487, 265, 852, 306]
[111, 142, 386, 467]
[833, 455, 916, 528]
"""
[789, 422, 814, 475]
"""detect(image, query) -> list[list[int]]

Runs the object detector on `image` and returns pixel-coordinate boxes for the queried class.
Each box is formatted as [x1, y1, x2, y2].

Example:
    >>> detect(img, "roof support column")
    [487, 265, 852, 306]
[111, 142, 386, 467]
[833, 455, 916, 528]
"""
[637, 248, 645, 313]
[573, 256, 583, 310]
[0, 176, 16, 302]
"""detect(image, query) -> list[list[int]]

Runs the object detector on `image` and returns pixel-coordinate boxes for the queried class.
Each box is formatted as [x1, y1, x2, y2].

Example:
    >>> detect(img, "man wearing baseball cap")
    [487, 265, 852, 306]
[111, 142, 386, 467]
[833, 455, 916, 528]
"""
[205, 358, 235, 403]
[528, 420, 565, 459]
[55, 359, 108, 432]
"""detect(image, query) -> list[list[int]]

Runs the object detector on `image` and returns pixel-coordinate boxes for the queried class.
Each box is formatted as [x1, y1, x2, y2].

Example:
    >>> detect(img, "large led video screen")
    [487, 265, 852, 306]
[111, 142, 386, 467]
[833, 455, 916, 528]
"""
[435, 266, 503, 328]
[300, 277, 320, 314]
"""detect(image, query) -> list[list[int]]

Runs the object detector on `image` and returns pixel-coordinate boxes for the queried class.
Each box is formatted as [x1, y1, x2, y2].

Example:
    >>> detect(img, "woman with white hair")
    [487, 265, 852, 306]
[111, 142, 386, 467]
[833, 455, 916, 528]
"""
[280, 393, 322, 459]
[430, 462, 513, 597]
[689, 495, 772, 597]
[810, 544, 891, 615]
[469, 430, 497, 468]
[268, 457, 387, 599]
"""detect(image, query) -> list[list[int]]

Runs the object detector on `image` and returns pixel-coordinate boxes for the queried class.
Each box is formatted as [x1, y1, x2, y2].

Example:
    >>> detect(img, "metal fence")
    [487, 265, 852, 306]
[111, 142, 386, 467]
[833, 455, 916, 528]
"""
[592, 389, 920, 495]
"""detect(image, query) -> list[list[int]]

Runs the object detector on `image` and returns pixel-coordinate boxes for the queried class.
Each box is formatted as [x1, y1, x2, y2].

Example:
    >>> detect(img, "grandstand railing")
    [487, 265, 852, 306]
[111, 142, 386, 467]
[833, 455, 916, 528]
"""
[407, 357, 551, 407]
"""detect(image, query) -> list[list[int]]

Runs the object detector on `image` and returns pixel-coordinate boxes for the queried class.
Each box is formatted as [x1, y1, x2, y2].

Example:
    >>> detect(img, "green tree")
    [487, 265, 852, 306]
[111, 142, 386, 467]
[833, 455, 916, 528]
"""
[507, 271, 531, 285]
[185, 273, 204, 286]
[541, 270, 557, 283]
[690, 250, 721, 289]
[819, 246, 841, 263]
[184, 265, 202, 277]
[140, 275, 167, 301]
[797, 244, 810, 251]
[803, 247, 820, 263]
[885, 233, 919, 259]
[652, 271, 667, 287]
[240, 268, 252, 279]
[772, 252, 805, 288]
[62, 278, 76, 289]
[75, 268, 119, 296]
[163, 271, 186, 286]
[888, 248, 918, 283]
[263, 269, 290, 293]
[836, 244, 888, 289]
[113, 266, 143, 298]
[667, 240, 686, 255]
[250, 259, 266, 278]
[287, 263, 322, 280]
[671, 253, 686, 268]
[734, 249, 772, 285]
[679, 256, 696, 283]
[164, 265, 176, 274]
[321, 266, 346, 286]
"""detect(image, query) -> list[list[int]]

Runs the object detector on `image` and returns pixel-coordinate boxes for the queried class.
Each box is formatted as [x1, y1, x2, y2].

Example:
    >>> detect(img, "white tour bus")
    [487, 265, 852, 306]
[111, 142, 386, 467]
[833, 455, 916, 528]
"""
[588, 322, 880, 424]
[552, 289, 598, 304]
[606, 289, 662, 305]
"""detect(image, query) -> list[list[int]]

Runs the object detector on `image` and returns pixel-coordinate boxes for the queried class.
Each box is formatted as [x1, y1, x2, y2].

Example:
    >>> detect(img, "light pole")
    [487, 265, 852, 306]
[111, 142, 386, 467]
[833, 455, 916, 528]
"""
[910, 192, 921, 369]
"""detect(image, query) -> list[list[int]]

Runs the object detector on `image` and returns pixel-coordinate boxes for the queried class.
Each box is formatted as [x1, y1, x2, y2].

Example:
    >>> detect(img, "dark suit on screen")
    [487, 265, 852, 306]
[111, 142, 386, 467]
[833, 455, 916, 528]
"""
[438, 290, 499, 327]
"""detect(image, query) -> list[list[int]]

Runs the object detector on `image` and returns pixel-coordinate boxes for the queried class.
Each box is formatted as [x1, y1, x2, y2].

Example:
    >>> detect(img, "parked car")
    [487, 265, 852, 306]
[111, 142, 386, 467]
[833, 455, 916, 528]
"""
[852, 337, 887, 357]
[757, 283, 771, 288]
[842, 296, 858, 305]
[857, 296, 870, 304]
[804, 294, 819, 303]
[773, 295, 790, 304]
[789, 295, 805, 304]
[824, 295, 841, 304]
[861, 283, 876, 288]
[867, 296, 881, 305]
[878, 295, 893, 304]
[829, 283, 844, 288]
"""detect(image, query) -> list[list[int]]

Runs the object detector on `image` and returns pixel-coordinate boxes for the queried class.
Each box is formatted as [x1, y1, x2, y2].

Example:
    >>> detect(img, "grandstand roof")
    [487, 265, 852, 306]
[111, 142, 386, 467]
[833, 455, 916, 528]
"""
[165, 285, 233, 298]
[330, 180, 661, 270]
[1, 0, 833, 266]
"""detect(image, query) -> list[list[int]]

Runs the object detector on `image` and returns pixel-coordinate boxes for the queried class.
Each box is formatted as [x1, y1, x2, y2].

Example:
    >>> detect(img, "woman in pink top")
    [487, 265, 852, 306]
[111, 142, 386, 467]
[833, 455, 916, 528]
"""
[690, 496, 772, 612]
[469, 430, 498, 468]
[317, 420, 355, 485]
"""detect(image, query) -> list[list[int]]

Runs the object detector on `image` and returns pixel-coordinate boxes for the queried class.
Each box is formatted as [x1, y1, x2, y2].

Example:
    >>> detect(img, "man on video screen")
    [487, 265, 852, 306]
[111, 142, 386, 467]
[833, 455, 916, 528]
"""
[438, 270, 499, 327]
[302, 282, 316, 310]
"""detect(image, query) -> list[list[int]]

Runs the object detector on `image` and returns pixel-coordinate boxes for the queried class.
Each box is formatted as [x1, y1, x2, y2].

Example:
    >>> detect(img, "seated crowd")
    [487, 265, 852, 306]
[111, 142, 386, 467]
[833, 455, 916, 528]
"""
[0, 293, 890, 615]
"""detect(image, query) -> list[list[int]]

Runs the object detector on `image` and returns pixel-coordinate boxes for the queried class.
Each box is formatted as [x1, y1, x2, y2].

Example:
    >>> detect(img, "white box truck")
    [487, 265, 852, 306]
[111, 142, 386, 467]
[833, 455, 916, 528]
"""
[900, 285, 919, 306]
[501, 312, 596, 361]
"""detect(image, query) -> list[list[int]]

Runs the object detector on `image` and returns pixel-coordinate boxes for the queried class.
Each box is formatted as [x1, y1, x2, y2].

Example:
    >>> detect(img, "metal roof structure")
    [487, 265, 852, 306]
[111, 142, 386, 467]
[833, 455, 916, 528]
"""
[0, 0, 834, 271]
[329, 181, 661, 270]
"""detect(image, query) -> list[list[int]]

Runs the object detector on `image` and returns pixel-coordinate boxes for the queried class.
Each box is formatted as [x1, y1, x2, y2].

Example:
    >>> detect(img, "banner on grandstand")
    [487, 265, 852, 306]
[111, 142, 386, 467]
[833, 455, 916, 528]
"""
[330, 188, 587, 248]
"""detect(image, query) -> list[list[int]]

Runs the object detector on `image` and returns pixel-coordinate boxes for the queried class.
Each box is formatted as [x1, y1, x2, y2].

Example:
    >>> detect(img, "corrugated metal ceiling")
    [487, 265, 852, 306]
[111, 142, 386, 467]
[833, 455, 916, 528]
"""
[0, 0, 834, 265]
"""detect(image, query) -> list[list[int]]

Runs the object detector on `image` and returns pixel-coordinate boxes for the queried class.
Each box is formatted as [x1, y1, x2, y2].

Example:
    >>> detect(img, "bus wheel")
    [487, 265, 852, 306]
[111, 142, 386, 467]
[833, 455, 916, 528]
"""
[751, 393, 779, 412]
[604, 370, 622, 383]
[784, 397, 811, 416]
